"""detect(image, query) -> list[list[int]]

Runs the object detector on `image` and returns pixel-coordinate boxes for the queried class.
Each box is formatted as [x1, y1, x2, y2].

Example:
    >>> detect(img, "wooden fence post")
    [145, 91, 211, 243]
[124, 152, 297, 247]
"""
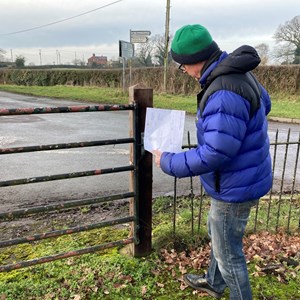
[129, 84, 153, 257]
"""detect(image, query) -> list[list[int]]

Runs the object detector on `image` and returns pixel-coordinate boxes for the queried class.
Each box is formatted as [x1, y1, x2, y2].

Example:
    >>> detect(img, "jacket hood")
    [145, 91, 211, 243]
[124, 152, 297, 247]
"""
[201, 45, 261, 87]
[210, 45, 260, 78]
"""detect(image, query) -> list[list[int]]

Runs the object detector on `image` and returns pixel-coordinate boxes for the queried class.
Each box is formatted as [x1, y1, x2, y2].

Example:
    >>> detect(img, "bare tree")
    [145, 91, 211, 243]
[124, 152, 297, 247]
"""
[255, 43, 270, 65]
[134, 40, 154, 67]
[133, 34, 173, 67]
[152, 34, 165, 66]
[273, 43, 295, 65]
[151, 34, 173, 67]
[273, 15, 300, 64]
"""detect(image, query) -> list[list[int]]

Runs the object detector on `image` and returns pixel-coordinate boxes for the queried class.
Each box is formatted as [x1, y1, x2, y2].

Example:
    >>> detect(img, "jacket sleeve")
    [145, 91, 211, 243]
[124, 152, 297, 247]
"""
[260, 85, 271, 115]
[160, 91, 249, 178]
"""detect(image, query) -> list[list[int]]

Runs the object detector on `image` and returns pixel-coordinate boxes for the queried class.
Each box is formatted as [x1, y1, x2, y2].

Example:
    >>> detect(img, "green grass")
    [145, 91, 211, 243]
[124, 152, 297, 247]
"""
[0, 84, 299, 119]
[269, 93, 300, 119]
[0, 85, 128, 104]
[1, 250, 297, 299]
[0, 196, 299, 299]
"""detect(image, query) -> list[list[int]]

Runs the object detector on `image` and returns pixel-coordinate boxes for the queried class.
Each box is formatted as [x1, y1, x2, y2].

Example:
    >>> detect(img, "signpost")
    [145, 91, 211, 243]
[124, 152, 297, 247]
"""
[119, 40, 135, 92]
[118, 30, 151, 91]
[130, 30, 151, 44]
[119, 40, 134, 59]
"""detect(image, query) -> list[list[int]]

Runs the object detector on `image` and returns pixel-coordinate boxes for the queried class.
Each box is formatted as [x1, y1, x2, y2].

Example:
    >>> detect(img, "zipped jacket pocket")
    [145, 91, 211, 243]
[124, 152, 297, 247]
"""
[214, 171, 220, 193]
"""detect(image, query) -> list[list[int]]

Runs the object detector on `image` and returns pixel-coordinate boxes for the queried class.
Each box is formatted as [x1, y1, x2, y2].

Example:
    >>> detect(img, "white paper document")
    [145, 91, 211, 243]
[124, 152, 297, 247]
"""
[144, 108, 185, 153]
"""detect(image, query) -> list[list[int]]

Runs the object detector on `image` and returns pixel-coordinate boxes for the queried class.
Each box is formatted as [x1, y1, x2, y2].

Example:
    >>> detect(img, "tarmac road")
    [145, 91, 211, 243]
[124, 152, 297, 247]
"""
[0, 91, 299, 212]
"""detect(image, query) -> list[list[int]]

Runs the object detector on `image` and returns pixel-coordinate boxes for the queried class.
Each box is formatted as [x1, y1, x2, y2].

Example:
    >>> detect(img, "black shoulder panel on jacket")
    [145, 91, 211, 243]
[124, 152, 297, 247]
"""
[198, 72, 261, 118]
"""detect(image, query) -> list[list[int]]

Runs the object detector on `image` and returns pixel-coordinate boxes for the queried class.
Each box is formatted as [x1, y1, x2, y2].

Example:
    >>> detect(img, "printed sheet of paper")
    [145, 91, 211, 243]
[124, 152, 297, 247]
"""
[144, 108, 185, 153]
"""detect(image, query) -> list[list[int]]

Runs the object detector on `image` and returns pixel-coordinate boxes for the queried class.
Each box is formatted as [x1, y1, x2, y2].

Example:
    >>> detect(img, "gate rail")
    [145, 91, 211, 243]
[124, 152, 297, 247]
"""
[0, 85, 153, 272]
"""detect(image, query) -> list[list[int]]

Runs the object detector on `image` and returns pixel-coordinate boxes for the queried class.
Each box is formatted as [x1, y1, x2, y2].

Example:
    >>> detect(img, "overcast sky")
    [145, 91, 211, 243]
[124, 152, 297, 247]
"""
[0, 0, 298, 65]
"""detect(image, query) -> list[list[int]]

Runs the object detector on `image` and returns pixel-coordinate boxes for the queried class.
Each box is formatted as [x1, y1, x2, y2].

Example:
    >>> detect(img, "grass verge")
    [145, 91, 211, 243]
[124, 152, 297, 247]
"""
[0, 196, 299, 300]
[0, 85, 299, 119]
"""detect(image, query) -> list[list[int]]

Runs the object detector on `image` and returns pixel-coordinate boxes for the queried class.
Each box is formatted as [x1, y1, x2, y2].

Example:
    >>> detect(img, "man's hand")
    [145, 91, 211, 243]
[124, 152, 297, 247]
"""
[152, 150, 162, 168]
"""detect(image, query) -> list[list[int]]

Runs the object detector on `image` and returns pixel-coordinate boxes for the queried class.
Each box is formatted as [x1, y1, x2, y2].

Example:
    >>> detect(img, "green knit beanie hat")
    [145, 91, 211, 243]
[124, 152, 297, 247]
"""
[171, 24, 219, 64]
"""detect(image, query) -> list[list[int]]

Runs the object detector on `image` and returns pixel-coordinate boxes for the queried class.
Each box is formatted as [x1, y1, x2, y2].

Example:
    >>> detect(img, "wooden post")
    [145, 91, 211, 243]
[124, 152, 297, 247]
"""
[129, 84, 153, 257]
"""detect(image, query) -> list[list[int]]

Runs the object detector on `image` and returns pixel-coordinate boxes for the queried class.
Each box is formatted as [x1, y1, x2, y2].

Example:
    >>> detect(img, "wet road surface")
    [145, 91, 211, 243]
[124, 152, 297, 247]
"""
[0, 91, 299, 211]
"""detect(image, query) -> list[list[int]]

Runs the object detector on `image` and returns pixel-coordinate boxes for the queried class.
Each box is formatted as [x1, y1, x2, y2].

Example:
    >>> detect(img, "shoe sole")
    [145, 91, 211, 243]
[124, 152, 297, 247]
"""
[183, 275, 223, 299]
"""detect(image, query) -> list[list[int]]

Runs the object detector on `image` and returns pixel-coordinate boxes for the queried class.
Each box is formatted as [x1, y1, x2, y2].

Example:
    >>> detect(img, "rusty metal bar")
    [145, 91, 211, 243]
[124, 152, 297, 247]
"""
[182, 140, 299, 149]
[0, 238, 134, 272]
[0, 138, 134, 155]
[275, 129, 290, 232]
[197, 185, 204, 234]
[0, 104, 134, 116]
[187, 131, 195, 235]
[269, 141, 300, 145]
[0, 192, 134, 220]
[182, 144, 197, 149]
[173, 177, 177, 236]
[266, 129, 279, 229]
[287, 132, 300, 231]
[253, 201, 260, 232]
[0, 165, 134, 187]
[0, 216, 135, 248]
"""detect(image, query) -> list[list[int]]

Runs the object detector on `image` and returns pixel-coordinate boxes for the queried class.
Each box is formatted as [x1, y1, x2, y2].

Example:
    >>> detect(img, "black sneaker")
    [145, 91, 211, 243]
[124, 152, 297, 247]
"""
[183, 274, 223, 299]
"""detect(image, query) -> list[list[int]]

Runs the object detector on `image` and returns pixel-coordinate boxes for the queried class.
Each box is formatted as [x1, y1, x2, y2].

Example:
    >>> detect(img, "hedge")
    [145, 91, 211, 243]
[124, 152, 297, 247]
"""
[0, 65, 299, 95]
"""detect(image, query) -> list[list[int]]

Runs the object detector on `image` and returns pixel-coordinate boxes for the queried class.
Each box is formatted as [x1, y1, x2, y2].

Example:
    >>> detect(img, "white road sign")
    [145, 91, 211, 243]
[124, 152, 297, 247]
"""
[131, 30, 151, 36]
[131, 36, 148, 43]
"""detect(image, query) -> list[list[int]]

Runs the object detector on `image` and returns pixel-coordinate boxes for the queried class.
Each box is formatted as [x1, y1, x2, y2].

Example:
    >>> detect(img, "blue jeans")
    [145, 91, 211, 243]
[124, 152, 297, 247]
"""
[206, 198, 258, 300]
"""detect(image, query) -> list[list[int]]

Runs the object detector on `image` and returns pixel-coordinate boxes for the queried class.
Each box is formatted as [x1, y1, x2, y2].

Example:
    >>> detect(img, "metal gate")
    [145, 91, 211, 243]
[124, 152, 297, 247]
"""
[172, 128, 300, 236]
[0, 85, 153, 272]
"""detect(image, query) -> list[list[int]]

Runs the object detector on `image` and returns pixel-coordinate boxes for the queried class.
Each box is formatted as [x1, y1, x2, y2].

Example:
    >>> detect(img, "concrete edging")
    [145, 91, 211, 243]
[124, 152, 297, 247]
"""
[269, 117, 300, 124]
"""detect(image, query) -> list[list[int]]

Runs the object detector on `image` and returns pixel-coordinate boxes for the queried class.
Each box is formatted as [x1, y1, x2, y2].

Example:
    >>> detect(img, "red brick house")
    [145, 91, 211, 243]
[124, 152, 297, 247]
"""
[87, 54, 108, 67]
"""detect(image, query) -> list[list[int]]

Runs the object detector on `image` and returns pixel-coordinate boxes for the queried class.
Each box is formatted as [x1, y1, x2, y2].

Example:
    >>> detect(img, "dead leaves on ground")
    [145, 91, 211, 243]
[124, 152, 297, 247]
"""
[158, 231, 300, 286]
[157, 244, 211, 293]
[244, 231, 300, 282]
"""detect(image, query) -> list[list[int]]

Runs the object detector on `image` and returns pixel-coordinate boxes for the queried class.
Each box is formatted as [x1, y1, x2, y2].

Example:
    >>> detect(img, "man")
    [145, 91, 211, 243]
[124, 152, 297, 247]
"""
[153, 24, 272, 299]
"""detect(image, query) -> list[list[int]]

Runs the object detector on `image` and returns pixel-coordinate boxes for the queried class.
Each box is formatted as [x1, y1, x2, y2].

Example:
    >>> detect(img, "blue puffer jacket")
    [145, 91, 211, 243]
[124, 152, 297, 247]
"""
[160, 46, 272, 202]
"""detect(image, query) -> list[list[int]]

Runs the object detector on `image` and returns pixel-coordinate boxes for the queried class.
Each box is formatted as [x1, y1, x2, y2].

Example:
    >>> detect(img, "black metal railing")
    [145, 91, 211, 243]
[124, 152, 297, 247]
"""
[172, 129, 300, 235]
